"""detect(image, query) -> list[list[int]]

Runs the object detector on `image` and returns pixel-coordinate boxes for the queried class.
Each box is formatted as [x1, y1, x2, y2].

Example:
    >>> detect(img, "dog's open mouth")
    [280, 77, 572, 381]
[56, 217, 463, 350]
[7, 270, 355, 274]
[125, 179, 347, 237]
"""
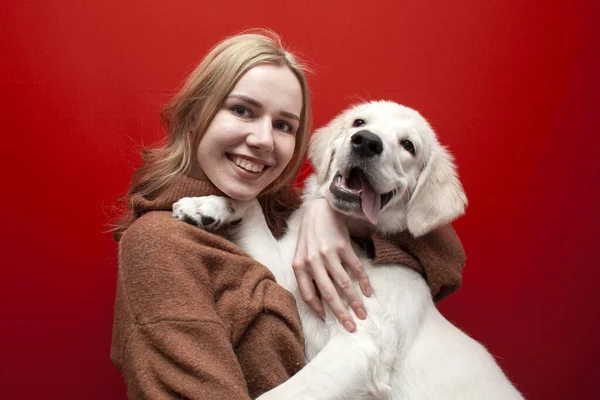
[329, 168, 394, 225]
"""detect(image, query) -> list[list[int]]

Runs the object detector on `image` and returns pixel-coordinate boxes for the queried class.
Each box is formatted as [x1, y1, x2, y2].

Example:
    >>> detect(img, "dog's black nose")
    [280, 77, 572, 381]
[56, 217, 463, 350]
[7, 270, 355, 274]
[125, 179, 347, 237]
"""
[351, 130, 383, 158]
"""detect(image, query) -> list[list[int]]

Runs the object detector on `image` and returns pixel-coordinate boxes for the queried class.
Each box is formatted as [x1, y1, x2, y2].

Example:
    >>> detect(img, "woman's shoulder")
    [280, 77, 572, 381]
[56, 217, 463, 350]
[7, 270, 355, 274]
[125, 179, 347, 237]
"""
[120, 211, 244, 255]
[122, 211, 187, 242]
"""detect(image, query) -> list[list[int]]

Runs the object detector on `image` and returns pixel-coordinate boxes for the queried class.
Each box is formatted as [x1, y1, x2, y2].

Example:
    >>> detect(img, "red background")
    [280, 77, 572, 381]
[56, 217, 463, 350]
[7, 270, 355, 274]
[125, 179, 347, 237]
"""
[1, 0, 598, 398]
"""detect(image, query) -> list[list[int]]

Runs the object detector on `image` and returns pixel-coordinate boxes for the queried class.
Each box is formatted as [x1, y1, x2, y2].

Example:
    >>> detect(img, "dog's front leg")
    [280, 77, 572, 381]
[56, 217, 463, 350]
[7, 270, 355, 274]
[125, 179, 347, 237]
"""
[226, 200, 286, 281]
[173, 196, 285, 279]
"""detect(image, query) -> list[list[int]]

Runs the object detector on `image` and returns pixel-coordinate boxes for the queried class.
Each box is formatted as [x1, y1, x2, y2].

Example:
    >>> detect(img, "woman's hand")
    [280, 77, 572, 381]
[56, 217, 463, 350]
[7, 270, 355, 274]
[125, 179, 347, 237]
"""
[292, 198, 372, 332]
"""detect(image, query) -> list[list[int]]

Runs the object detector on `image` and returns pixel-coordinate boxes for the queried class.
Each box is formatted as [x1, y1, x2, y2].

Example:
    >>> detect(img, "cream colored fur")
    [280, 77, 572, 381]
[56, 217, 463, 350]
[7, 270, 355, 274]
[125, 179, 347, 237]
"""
[173, 101, 522, 399]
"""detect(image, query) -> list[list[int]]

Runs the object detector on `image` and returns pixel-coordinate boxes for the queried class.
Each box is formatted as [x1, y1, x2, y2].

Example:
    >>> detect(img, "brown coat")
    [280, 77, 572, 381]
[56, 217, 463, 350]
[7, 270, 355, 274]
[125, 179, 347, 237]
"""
[111, 175, 465, 399]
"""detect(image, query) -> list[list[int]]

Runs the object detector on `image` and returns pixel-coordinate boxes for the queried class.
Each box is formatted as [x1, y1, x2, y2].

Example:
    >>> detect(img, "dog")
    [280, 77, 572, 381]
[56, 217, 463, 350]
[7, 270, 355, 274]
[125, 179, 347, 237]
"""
[173, 101, 523, 399]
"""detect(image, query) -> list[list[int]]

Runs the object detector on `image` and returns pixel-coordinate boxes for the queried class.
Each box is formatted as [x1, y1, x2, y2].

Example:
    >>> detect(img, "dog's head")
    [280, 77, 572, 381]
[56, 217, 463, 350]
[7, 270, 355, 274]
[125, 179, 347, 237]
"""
[307, 101, 467, 236]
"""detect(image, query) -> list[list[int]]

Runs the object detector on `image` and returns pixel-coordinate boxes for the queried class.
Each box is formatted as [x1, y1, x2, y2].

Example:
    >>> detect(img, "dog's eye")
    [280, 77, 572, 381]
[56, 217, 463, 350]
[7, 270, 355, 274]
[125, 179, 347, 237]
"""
[400, 139, 415, 155]
[353, 119, 366, 127]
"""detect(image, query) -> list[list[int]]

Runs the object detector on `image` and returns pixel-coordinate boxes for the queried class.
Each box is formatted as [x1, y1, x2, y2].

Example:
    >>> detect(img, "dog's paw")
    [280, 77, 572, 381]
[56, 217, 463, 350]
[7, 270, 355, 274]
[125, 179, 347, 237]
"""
[172, 196, 235, 230]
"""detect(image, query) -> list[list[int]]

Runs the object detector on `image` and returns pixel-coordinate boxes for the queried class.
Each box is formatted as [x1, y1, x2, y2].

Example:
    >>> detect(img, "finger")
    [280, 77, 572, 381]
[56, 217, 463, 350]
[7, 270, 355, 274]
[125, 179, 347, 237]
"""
[339, 245, 372, 298]
[292, 262, 325, 318]
[311, 262, 356, 332]
[325, 254, 367, 320]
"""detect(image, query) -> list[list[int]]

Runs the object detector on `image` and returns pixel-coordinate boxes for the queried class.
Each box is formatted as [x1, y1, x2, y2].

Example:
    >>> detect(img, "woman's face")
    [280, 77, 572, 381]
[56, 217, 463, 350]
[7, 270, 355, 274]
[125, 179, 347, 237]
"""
[193, 64, 302, 200]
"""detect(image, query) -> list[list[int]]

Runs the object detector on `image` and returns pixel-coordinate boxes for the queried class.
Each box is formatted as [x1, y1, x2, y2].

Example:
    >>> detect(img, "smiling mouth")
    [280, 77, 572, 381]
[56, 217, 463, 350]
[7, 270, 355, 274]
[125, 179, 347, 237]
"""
[329, 168, 395, 224]
[227, 154, 270, 174]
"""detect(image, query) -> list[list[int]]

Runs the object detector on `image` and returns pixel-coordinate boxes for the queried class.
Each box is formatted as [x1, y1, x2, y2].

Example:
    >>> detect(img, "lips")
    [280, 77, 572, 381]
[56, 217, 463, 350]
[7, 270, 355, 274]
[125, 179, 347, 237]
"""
[227, 154, 273, 174]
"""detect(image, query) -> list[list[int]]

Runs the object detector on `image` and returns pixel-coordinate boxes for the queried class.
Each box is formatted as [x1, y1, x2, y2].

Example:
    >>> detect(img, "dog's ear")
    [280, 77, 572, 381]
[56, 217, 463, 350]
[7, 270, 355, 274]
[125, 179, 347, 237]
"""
[406, 141, 467, 237]
[308, 114, 345, 183]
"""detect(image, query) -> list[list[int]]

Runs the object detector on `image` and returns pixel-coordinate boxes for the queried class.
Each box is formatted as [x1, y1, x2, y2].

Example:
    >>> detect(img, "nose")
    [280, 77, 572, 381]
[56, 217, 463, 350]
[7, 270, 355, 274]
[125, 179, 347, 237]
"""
[351, 130, 383, 158]
[246, 118, 275, 152]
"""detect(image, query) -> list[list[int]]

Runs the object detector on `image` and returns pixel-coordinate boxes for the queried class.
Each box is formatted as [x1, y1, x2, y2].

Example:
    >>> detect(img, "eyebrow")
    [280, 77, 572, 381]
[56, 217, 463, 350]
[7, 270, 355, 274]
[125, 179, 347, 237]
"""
[229, 94, 300, 121]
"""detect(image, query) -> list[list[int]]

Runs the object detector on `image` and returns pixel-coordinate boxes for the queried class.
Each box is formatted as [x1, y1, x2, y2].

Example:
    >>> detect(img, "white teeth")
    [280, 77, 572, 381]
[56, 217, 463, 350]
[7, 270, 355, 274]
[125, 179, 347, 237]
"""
[231, 156, 265, 173]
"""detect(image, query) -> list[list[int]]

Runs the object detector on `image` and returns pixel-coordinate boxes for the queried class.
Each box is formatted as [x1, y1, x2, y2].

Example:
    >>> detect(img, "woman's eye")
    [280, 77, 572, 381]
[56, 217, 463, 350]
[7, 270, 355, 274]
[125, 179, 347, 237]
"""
[274, 121, 293, 133]
[353, 119, 366, 127]
[232, 106, 251, 118]
[400, 139, 416, 155]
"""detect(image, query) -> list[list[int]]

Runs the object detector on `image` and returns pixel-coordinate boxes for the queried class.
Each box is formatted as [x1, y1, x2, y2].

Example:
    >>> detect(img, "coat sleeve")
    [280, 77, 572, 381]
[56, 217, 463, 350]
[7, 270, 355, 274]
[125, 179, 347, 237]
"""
[117, 319, 252, 400]
[110, 214, 253, 400]
[371, 224, 466, 301]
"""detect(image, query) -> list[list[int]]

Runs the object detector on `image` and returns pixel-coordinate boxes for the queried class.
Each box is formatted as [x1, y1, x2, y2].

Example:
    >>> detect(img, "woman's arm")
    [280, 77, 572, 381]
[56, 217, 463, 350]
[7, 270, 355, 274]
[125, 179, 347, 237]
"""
[112, 212, 305, 399]
[292, 198, 372, 332]
[371, 224, 466, 302]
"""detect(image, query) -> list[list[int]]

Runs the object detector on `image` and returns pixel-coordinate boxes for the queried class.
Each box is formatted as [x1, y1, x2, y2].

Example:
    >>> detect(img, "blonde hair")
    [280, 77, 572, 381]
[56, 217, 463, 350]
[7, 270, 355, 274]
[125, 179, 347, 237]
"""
[112, 29, 312, 239]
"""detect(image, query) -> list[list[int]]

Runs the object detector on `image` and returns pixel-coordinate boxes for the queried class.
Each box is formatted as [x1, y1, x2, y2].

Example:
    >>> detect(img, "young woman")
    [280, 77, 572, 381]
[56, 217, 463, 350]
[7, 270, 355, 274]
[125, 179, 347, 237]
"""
[111, 30, 466, 399]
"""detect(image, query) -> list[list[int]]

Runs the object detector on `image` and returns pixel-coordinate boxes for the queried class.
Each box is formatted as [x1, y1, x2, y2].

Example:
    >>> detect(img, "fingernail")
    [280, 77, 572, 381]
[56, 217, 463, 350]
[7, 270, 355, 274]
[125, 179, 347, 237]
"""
[364, 286, 373, 297]
[356, 307, 367, 320]
[344, 320, 356, 332]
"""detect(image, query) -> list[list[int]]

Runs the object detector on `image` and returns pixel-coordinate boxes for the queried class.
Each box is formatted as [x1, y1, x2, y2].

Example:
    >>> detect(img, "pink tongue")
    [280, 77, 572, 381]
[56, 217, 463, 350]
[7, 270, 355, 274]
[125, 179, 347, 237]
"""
[360, 178, 381, 225]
